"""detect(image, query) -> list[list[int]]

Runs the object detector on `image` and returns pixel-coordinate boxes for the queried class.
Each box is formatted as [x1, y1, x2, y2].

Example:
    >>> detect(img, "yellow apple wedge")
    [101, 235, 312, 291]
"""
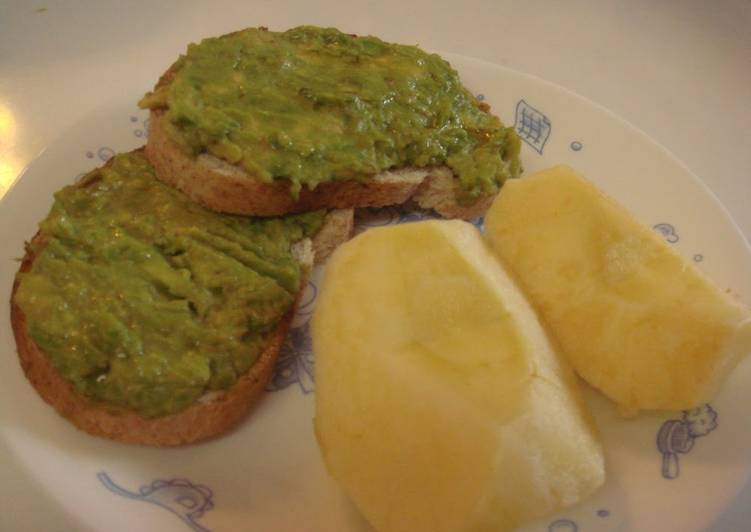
[484, 165, 751, 414]
[312, 220, 604, 532]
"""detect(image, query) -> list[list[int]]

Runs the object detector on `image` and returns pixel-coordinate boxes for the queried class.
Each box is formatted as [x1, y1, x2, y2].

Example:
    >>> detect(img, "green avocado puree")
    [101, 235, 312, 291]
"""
[139, 25, 522, 199]
[14, 151, 324, 418]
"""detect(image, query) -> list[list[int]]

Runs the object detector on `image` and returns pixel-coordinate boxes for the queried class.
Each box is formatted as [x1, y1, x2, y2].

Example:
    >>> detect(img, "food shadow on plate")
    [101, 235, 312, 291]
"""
[580, 351, 751, 480]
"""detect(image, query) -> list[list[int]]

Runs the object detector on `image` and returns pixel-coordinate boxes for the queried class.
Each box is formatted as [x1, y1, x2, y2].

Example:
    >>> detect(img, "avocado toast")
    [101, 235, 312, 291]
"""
[11, 149, 352, 446]
[140, 26, 522, 219]
[10, 25, 522, 446]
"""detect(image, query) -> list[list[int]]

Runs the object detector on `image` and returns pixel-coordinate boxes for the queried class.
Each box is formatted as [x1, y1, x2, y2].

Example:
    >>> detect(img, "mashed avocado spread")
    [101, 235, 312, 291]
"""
[139, 25, 522, 198]
[14, 151, 324, 418]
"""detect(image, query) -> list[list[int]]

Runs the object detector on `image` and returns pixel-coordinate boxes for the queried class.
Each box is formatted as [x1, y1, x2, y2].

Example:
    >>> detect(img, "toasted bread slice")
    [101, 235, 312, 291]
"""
[142, 27, 521, 220]
[10, 154, 353, 447]
[147, 111, 492, 220]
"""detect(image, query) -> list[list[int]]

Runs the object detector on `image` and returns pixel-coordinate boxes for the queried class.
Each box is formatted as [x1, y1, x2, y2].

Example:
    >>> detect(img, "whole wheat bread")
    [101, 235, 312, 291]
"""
[146, 112, 493, 220]
[143, 29, 513, 220]
[10, 155, 353, 446]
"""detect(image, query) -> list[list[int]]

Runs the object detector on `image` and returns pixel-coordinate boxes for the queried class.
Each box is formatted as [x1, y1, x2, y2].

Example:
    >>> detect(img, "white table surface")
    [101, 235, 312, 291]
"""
[1, 1, 750, 530]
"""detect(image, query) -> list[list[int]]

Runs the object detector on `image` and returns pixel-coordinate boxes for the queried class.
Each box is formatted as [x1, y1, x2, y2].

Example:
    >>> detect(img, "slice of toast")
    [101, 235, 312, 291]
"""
[147, 111, 494, 220]
[142, 26, 521, 220]
[10, 151, 353, 446]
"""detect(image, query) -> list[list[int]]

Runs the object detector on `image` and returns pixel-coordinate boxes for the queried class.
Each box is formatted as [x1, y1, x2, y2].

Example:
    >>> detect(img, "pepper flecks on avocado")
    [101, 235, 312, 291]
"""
[139, 26, 522, 199]
[14, 151, 325, 418]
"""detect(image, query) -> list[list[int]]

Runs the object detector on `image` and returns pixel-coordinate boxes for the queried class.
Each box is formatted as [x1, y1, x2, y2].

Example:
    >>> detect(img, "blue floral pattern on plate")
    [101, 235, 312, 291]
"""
[267, 322, 315, 394]
[657, 404, 718, 479]
[548, 518, 578, 531]
[653, 223, 679, 243]
[514, 99, 551, 154]
[266, 278, 318, 394]
[131, 115, 149, 138]
[98, 472, 214, 532]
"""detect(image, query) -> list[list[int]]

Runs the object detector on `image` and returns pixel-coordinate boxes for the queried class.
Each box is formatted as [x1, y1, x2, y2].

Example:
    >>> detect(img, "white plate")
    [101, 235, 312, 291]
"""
[1, 54, 750, 532]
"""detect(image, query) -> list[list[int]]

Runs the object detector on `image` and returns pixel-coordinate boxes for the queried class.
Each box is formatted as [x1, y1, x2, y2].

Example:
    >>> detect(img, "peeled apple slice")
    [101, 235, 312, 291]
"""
[312, 220, 604, 532]
[484, 165, 751, 414]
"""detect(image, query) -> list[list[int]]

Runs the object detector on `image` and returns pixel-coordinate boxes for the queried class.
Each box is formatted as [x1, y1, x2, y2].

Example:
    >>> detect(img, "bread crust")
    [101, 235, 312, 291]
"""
[9, 162, 354, 446]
